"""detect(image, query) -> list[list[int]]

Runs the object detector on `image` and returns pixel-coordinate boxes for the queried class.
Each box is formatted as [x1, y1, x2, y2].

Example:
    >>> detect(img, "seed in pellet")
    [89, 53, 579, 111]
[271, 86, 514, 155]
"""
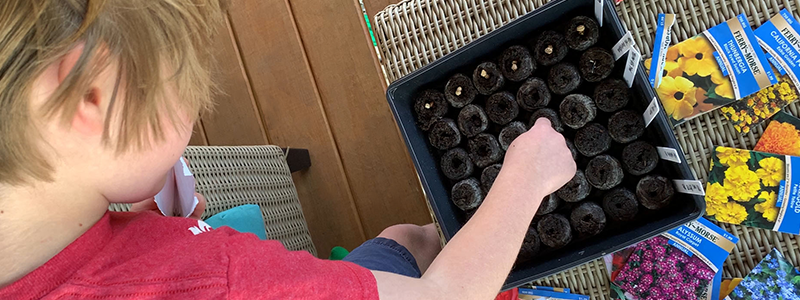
[577, 25, 586, 35]
[425, 102, 433, 109]
[480, 69, 489, 79]
[545, 45, 553, 55]
[455, 86, 463, 96]
[511, 61, 518, 71]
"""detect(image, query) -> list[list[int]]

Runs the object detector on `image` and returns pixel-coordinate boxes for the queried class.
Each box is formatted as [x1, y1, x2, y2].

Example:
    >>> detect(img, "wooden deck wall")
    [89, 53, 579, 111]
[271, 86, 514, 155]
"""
[192, 0, 422, 256]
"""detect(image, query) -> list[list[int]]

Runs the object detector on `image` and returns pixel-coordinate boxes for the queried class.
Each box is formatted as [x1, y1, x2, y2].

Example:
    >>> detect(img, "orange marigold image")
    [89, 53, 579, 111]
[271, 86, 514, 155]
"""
[754, 121, 800, 156]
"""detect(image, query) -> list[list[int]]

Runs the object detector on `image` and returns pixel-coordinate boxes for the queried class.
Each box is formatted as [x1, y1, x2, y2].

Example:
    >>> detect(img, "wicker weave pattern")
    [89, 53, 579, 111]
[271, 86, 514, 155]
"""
[374, 0, 800, 297]
[109, 145, 316, 256]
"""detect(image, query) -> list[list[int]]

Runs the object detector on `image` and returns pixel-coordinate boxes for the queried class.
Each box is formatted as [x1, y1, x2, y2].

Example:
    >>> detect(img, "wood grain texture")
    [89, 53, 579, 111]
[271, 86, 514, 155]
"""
[203, 15, 268, 146]
[227, 0, 366, 254]
[188, 121, 208, 146]
[362, 0, 400, 23]
[289, 0, 431, 238]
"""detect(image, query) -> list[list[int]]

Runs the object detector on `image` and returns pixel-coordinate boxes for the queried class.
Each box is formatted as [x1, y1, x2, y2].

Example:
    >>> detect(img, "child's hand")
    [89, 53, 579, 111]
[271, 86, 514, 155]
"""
[502, 117, 576, 195]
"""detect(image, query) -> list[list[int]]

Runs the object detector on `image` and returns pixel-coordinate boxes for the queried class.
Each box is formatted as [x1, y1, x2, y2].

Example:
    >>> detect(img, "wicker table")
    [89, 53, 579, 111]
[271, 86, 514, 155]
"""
[373, 0, 800, 298]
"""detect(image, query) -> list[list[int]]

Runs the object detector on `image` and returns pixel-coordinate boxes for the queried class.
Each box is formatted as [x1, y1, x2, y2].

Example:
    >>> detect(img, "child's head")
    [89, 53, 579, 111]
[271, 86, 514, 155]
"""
[0, 0, 223, 202]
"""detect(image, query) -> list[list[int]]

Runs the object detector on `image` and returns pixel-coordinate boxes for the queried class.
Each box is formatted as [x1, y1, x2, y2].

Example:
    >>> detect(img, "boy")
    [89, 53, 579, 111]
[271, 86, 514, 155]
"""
[0, 0, 576, 299]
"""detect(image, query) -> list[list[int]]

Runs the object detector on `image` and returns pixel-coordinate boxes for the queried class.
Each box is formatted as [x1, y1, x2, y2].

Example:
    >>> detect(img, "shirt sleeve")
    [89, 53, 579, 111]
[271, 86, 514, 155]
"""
[222, 228, 378, 299]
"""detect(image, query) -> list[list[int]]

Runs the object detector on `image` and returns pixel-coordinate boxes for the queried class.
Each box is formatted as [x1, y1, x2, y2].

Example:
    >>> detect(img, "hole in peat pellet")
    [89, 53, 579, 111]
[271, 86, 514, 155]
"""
[452, 158, 463, 169]
[478, 145, 490, 157]
[615, 203, 623, 209]
[582, 215, 592, 222]
[471, 115, 482, 127]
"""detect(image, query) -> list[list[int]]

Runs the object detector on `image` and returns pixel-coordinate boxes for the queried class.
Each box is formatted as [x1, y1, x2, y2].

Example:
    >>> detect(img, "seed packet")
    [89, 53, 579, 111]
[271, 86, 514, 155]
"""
[754, 110, 800, 156]
[517, 288, 589, 300]
[645, 14, 777, 126]
[728, 248, 800, 300]
[603, 243, 640, 300]
[719, 277, 743, 299]
[706, 146, 800, 234]
[612, 218, 738, 300]
[720, 74, 798, 133]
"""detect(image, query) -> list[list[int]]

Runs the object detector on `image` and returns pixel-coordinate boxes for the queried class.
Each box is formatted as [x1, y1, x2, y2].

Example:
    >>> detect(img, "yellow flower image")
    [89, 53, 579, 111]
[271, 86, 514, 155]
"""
[723, 164, 761, 202]
[710, 69, 735, 99]
[667, 46, 680, 61]
[713, 201, 749, 224]
[644, 59, 684, 79]
[704, 182, 729, 217]
[658, 76, 697, 120]
[755, 157, 784, 187]
[679, 37, 717, 77]
[716, 147, 751, 167]
[754, 191, 779, 222]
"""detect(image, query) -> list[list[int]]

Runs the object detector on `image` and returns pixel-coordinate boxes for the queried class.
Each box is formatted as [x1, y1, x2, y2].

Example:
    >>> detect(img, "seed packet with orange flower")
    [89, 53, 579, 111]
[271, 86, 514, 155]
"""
[754, 111, 800, 156]
[706, 146, 800, 234]
[646, 15, 777, 126]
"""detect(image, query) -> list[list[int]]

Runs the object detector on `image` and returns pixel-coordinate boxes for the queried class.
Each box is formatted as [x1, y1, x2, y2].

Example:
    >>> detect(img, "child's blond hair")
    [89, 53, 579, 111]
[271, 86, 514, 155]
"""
[0, 0, 224, 184]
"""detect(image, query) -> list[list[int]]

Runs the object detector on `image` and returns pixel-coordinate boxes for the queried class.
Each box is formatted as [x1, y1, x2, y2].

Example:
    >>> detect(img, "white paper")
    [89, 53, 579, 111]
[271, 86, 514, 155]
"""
[595, 0, 604, 27]
[154, 158, 198, 217]
[643, 96, 660, 127]
[623, 48, 641, 87]
[612, 31, 635, 60]
[657, 147, 681, 163]
[673, 179, 706, 196]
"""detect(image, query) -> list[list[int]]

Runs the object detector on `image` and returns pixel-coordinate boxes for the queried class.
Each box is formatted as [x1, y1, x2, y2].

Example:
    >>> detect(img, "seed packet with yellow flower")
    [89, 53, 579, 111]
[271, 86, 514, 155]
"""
[646, 15, 777, 126]
[720, 75, 798, 133]
[754, 110, 800, 156]
[706, 146, 800, 234]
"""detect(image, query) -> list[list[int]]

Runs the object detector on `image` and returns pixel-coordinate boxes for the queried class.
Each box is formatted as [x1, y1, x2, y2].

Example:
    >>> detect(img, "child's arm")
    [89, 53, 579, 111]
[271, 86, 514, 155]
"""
[373, 118, 576, 299]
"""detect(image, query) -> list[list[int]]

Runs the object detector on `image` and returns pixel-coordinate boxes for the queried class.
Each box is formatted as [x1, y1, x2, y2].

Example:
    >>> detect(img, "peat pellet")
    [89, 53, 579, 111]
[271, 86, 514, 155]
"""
[622, 141, 659, 176]
[636, 175, 675, 210]
[536, 193, 561, 216]
[458, 104, 489, 138]
[452, 178, 483, 211]
[579, 47, 615, 83]
[428, 118, 461, 150]
[570, 201, 607, 236]
[529, 108, 564, 133]
[608, 110, 645, 144]
[559, 94, 596, 129]
[414, 89, 448, 131]
[565, 16, 599, 51]
[533, 31, 568, 67]
[574, 123, 611, 157]
[480, 163, 502, 192]
[517, 77, 551, 111]
[500, 45, 536, 82]
[548, 63, 581, 95]
[468, 133, 503, 168]
[440, 148, 474, 181]
[485, 91, 519, 125]
[445, 73, 478, 108]
[556, 170, 591, 203]
[603, 188, 639, 222]
[585, 154, 624, 190]
[537, 214, 573, 249]
[473, 62, 505, 95]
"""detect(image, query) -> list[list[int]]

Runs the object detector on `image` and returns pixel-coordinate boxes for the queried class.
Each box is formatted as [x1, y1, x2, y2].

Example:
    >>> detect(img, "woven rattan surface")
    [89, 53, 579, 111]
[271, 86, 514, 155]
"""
[109, 145, 316, 256]
[374, 0, 800, 297]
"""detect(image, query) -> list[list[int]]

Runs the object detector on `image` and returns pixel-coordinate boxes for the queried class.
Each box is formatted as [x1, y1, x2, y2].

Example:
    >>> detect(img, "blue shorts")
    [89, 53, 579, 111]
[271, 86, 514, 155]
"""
[343, 237, 422, 278]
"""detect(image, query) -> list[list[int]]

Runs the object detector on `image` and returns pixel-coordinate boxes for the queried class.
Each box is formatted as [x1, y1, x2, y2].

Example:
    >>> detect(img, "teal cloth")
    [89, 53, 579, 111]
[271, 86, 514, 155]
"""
[205, 204, 268, 240]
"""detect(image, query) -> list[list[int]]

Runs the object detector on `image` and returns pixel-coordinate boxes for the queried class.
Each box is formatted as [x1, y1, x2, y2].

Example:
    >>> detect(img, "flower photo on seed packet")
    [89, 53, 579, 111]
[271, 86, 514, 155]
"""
[754, 111, 800, 156]
[644, 36, 736, 125]
[614, 236, 715, 300]
[705, 147, 782, 229]
[721, 75, 799, 133]
[729, 249, 800, 300]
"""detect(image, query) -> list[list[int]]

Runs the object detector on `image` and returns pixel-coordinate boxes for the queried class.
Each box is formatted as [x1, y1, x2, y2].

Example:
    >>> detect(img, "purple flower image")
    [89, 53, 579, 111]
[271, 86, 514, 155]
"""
[729, 249, 800, 300]
[613, 236, 713, 300]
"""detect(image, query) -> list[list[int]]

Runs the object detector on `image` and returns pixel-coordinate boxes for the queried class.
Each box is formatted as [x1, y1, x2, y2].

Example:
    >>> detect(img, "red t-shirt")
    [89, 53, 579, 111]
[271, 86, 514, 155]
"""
[0, 211, 378, 299]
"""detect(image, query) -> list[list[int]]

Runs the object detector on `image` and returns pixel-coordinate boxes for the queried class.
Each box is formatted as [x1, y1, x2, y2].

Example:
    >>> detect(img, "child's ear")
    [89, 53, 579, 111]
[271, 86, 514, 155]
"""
[59, 43, 105, 135]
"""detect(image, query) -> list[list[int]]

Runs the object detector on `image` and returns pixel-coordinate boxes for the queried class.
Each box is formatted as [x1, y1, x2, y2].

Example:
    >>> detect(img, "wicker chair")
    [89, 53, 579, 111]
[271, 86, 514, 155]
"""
[109, 145, 317, 257]
[373, 0, 800, 298]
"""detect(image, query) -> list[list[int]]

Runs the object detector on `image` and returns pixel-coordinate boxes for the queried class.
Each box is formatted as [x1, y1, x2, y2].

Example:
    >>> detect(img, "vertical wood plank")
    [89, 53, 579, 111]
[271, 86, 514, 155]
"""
[362, 0, 401, 22]
[289, 0, 432, 238]
[227, 0, 367, 254]
[203, 15, 269, 146]
[188, 121, 208, 146]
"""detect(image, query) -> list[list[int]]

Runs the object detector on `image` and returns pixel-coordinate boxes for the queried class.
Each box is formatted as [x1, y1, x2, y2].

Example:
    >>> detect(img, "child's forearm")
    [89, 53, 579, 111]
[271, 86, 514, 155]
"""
[372, 168, 544, 299]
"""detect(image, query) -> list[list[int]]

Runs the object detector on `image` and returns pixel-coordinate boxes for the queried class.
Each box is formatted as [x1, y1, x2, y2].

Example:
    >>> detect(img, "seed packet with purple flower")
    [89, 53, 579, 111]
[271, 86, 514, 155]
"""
[613, 218, 738, 300]
[728, 248, 800, 300]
